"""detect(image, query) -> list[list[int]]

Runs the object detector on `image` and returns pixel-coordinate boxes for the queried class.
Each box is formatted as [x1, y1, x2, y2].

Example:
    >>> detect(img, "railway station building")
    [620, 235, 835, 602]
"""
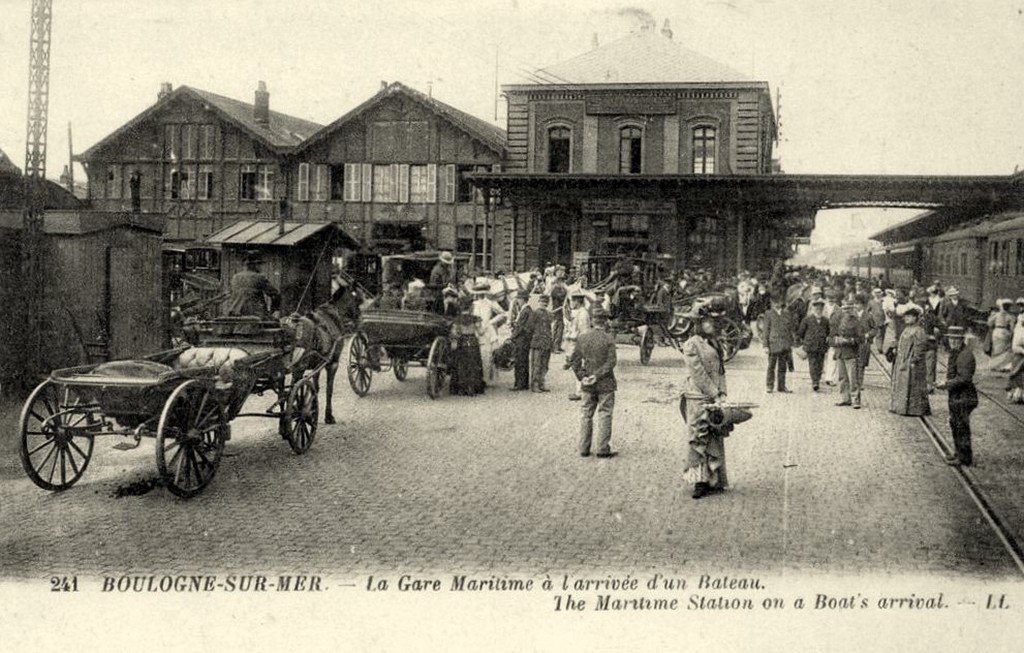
[471, 25, 785, 273]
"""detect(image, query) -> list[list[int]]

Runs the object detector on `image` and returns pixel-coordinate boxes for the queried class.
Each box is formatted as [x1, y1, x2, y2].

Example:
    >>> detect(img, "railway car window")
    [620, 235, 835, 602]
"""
[1017, 239, 1023, 275]
[960, 251, 967, 276]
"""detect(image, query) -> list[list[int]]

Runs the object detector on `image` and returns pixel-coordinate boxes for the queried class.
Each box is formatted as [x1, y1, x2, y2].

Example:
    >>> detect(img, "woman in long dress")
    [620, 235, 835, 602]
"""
[1006, 310, 1024, 404]
[680, 315, 728, 499]
[987, 300, 1016, 371]
[448, 313, 485, 396]
[890, 304, 931, 416]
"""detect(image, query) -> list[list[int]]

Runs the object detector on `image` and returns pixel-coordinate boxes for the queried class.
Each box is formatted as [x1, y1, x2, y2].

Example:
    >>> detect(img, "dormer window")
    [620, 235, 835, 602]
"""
[619, 126, 642, 174]
[547, 126, 571, 173]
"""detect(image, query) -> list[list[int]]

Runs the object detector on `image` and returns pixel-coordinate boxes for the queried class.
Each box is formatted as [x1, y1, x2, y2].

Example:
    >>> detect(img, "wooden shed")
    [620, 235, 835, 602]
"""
[205, 220, 360, 314]
[0, 210, 166, 376]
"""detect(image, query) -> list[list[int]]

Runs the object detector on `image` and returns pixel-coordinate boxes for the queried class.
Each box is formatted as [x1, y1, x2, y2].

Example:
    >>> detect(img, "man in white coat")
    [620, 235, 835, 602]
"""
[563, 292, 593, 401]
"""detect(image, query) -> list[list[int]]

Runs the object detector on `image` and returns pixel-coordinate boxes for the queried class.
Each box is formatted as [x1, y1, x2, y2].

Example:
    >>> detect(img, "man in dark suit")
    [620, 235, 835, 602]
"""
[939, 326, 978, 466]
[224, 251, 280, 318]
[528, 295, 554, 392]
[567, 308, 618, 458]
[509, 289, 533, 391]
[797, 297, 830, 391]
[762, 294, 796, 393]
[938, 286, 970, 331]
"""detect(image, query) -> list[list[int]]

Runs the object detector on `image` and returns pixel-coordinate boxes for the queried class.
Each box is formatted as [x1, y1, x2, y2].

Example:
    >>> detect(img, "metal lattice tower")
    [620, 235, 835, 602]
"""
[24, 0, 52, 184]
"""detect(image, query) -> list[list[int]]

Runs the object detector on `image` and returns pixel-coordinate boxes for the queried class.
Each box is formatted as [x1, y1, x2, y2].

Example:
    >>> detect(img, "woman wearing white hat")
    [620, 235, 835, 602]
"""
[987, 299, 1015, 372]
[890, 303, 931, 416]
[471, 282, 505, 384]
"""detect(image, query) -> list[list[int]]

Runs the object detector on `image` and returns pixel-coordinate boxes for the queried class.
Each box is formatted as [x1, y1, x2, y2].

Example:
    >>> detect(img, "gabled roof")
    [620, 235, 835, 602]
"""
[0, 146, 20, 175]
[0, 171, 81, 210]
[536, 30, 754, 85]
[78, 85, 323, 161]
[298, 82, 506, 156]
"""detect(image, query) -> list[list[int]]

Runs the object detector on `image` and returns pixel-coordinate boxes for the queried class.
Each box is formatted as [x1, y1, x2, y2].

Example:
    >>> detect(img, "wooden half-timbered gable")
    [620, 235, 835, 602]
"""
[287, 82, 510, 271]
[76, 82, 322, 244]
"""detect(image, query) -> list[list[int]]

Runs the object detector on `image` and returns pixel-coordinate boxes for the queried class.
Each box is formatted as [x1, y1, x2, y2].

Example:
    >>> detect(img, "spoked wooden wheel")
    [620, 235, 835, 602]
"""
[426, 336, 450, 400]
[718, 317, 741, 362]
[639, 326, 655, 366]
[392, 357, 408, 381]
[156, 380, 227, 499]
[282, 377, 318, 454]
[346, 333, 373, 397]
[19, 380, 96, 492]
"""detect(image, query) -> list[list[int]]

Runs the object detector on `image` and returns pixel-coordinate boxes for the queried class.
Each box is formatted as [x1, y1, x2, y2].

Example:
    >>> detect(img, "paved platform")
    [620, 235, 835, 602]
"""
[0, 341, 1018, 579]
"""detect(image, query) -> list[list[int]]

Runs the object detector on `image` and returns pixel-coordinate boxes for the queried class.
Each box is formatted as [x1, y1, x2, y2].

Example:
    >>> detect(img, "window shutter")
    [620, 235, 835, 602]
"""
[316, 164, 328, 201]
[297, 163, 310, 201]
[361, 163, 372, 202]
[444, 164, 456, 203]
[344, 163, 360, 202]
[426, 163, 437, 203]
[398, 164, 410, 203]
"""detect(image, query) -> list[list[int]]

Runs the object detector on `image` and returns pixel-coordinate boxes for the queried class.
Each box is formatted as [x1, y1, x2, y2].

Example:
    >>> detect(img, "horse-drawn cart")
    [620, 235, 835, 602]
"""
[346, 309, 453, 399]
[18, 317, 329, 499]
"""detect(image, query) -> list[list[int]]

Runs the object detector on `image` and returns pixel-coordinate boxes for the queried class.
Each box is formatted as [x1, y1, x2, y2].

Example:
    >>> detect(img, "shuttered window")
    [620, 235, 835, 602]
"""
[343, 163, 361, 201]
[443, 164, 456, 203]
[313, 164, 329, 201]
[361, 163, 372, 201]
[297, 163, 310, 201]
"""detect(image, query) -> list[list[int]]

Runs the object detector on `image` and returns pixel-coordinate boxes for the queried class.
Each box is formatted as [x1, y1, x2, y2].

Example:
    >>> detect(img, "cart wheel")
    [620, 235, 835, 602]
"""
[392, 357, 408, 381]
[19, 380, 96, 492]
[719, 318, 741, 362]
[426, 336, 449, 400]
[346, 333, 373, 397]
[282, 377, 318, 454]
[156, 380, 227, 499]
[639, 326, 655, 366]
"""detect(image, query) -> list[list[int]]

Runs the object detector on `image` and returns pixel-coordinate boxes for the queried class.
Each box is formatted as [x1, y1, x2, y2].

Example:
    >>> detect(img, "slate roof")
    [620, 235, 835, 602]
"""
[0, 170, 81, 210]
[299, 82, 506, 155]
[0, 146, 20, 175]
[79, 85, 323, 160]
[536, 30, 754, 85]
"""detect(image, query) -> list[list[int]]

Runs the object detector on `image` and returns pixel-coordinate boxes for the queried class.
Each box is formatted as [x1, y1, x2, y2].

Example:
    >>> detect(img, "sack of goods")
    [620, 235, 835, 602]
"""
[492, 340, 516, 371]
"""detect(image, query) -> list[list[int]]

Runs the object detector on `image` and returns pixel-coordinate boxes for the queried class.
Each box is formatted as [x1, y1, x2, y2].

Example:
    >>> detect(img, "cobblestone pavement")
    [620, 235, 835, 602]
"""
[0, 341, 1017, 579]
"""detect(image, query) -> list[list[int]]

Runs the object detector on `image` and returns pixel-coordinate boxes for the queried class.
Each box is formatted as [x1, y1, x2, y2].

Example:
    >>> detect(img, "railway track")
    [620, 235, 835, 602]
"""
[935, 358, 1024, 431]
[870, 350, 1024, 576]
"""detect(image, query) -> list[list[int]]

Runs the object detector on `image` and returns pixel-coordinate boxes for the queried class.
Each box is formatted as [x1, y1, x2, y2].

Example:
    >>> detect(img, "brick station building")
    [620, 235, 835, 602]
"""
[472, 26, 788, 273]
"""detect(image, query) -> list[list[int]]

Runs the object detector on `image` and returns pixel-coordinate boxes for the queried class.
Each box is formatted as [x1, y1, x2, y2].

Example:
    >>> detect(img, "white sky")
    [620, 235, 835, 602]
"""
[1, 0, 1022, 243]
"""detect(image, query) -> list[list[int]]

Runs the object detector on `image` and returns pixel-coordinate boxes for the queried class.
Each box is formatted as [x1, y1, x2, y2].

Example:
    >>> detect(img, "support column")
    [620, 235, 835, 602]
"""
[736, 210, 745, 274]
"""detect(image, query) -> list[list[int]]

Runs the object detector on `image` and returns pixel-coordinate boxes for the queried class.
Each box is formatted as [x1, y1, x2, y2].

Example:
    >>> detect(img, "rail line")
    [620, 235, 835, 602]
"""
[935, 358, 1024, 431]
[870, 350, 1024, 576]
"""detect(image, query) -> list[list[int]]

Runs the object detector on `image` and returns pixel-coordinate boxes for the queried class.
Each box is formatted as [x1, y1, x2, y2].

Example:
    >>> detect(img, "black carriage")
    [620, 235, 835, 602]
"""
[672, 292, 751, 362]
[346, 310, 453, 399]
[18, 318, 330, 499]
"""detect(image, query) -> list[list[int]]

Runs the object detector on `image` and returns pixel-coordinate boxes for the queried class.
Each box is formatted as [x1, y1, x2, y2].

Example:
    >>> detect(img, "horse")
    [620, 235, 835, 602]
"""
[280, 286, 360, 425]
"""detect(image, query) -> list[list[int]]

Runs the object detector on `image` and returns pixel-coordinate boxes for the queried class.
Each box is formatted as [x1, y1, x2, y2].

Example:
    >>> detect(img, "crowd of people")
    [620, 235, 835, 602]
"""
[225, 246, 1024, 496]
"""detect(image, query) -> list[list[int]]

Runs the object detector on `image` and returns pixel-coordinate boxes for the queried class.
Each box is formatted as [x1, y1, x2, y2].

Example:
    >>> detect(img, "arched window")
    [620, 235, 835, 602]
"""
[619, 126, 642, 174]
[692, 126, 717, 174]
[547, 126, 571, 173]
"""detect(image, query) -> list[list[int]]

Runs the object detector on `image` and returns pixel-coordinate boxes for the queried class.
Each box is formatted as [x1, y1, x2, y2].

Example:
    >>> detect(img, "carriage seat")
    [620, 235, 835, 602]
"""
[174, 346, 252, 377]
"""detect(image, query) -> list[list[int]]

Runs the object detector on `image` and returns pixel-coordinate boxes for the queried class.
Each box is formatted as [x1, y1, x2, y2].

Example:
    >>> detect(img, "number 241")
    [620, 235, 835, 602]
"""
[50, 577, 78, 592]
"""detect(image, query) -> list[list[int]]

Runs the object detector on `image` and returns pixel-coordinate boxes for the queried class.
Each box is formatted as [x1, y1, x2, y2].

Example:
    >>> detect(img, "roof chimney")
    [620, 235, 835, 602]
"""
[380, 80, 388, 91]
[591, 33, 599, 49]
[158, 82, 173, 101]
[254, 81, 270, 125]
[661, 19, 673, 40]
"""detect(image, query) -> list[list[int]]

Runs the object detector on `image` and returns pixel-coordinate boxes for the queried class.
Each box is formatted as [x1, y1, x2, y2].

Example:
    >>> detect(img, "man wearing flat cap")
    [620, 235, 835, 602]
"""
[797, 297, 830, 391]
[938, 326, 978, 466]
[832, 297, 864, 408]
[509, 288, 534, 391]
[567, 307, 618, 458]
[528, 295, 554, 392]
[224, 250, 280, 318]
